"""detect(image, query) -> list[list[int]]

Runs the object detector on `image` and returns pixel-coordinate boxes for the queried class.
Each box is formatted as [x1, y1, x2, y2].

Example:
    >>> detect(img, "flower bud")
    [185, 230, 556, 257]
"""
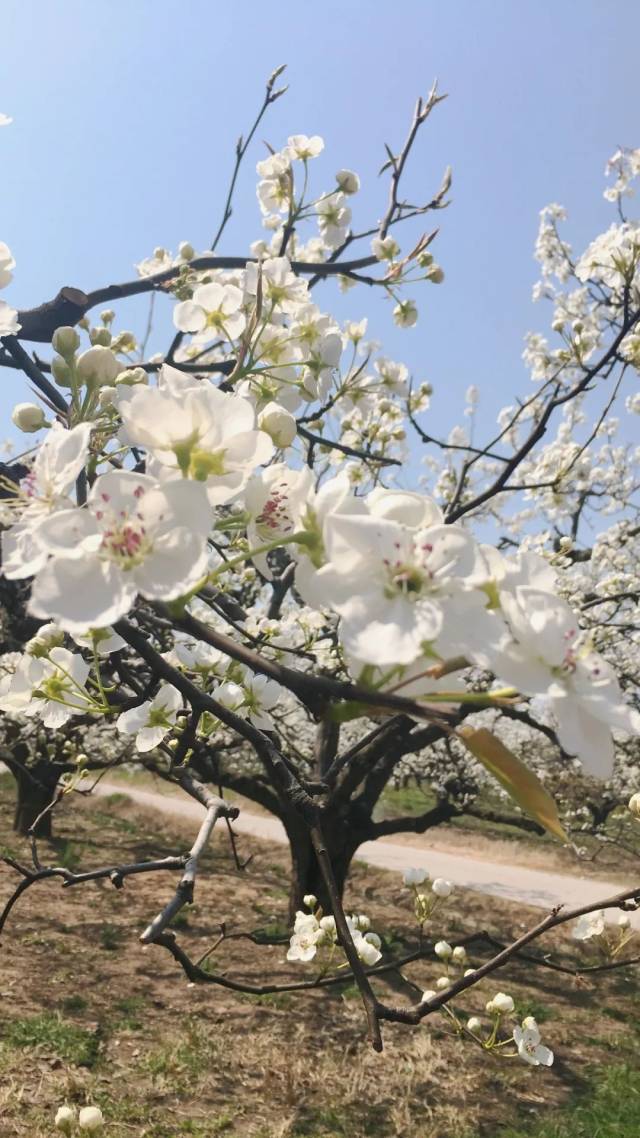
[356, 914, 371, 932]
[421, 988, 437, 1002]
[79, 1105, 104, 1130]
[466, 1016, 482, 1033]
[371, 235, 400, 262]
[100, 309, 115, 324]
[336, 169, 360, 195]
[51, 354, 73, 387]
[11, 402, 47, 432]
[319, 915, 336, 936]
[98, 386, 118, 408]
[258, 402, 297, 448]
[303, 894, 317, 910]
[26, 623, 65, 657]
[434, 940, 452, 960]
[114, 366, 148, 387]
[628, 792, 640, 818]
[76, 346, 121, 388]
[451, 945, 467, 964]
[487, 992, 514, 1015]
[426, 264, 445, 284]
[618, 912, 631, 929]
[393, 299, 418, 329]
[55, 1106, 77, 1134]
[89, 326, 112, 347]
[179, 241, 195, 261]
[52, 326, 80, 357]
[435, 975, 450, 991]
[431, 878, 453, 898]
[111, 330, 137, 353]
[402, 867, 428, 887]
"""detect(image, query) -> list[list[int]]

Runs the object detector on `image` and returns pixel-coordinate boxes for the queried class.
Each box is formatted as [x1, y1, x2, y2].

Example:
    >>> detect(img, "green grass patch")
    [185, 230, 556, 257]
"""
[112, 995, 146, 1030]
[1, 1012, 102, 1067]
[493, 1061, 640, 1137]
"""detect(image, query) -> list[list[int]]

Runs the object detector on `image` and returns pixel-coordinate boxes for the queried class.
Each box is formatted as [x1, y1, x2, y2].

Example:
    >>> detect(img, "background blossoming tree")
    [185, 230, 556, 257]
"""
[1, 71, 639, 1060]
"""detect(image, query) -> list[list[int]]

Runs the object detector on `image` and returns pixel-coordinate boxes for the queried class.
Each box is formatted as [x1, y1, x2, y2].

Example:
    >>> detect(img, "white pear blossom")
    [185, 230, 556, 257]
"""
[371, 236, 399, 262]
[210, 680, 245, 715]
[287, 134, 324, 160]
[241, 671, 284, 730]
[316, 192, 351, 248]
[311, 513, 487, 666]
[72, 627, 127, 656]
[492, 588, 640, 777]
[0, 241, 16, 288]
[393, 299, 418, 328]
[403, 867, 429, 886]
[0, 300, 20, 334]
[513, 1017, 554, 1067]
[118, 382, 273, 505]
[572, 911, 606, 941]
[0, 646, 91, 727]
[116, 684, 182, 752]
[27, 471, 212, 632]
[245, 256, 308, 314]
[244, 464, 313, 577]
[173, 281, 246, 339]
[287, 910, 324, 962]
[352, 929, 382, 966]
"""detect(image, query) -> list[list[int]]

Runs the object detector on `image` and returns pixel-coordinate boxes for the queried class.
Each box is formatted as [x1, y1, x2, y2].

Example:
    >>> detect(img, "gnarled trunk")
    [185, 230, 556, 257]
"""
[283, 810, 363, 921]
[12, 764, 58, 838]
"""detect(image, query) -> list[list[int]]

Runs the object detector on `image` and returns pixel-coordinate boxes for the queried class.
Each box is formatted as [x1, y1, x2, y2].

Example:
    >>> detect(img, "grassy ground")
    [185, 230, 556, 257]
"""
[0, 774, 639, 1137]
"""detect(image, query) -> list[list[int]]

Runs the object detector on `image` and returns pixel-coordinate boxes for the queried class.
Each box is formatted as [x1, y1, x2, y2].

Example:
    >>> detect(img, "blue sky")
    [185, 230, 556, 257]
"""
[1, 0, 638, 446]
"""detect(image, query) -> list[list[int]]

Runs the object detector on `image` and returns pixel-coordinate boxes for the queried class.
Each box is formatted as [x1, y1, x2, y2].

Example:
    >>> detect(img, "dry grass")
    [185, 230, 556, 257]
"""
[0, 777, 637, 1137]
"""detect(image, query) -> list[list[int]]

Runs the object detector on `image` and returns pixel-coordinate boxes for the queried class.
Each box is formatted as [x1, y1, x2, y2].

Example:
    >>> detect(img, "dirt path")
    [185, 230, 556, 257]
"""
[95, 781, 640, 928]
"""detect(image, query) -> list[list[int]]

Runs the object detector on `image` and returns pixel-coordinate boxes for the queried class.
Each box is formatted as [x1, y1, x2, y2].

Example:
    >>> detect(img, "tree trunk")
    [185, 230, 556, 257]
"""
[12, 766, 57, 838]
[283, 811, 361, 921]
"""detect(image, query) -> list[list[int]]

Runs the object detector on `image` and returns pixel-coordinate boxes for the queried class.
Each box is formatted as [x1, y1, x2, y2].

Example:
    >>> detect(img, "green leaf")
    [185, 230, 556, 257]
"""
[458, 726, 568, 842]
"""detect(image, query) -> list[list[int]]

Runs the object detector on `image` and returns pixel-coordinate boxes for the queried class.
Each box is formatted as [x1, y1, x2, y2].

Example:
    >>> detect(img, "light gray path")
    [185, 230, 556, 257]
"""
[95, 782, 640, 928]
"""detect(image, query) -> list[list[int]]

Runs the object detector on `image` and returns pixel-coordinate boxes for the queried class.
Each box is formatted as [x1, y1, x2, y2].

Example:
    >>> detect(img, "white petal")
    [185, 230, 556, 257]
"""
[552, 698, 614, 779]
[136, 725, 169, 752]
[29, 556, 137, 633]
[173, 300, 206, 333]
[132, 529, 209, 600]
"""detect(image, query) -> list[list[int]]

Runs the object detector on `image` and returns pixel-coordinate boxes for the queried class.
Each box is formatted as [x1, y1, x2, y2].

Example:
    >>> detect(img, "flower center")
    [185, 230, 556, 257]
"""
[101, 521, 149, 568]
[256, 485, 294, 536]
[383, 539, 435, 600]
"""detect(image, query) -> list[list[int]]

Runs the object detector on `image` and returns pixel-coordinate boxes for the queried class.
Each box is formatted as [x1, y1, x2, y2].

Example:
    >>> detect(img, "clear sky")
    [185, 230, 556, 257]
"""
[1, 0, 638, 445]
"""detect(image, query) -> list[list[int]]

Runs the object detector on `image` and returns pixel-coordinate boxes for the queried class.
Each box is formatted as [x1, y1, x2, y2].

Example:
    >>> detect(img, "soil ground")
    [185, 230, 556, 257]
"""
[0, 775, 639, 1138]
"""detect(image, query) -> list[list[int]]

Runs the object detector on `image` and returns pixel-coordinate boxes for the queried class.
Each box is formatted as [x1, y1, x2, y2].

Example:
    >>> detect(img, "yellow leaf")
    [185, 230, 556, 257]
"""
[457, 726, 568, 842]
